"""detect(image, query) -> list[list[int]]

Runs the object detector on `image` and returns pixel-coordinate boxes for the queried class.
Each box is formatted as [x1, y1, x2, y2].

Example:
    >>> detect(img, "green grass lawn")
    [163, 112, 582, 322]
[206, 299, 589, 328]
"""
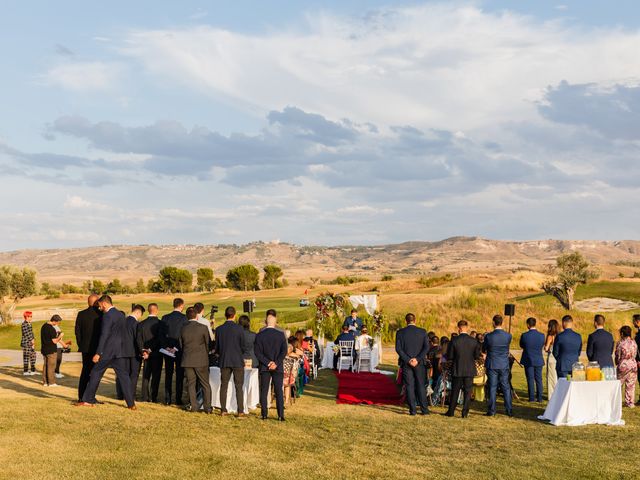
[575, 281, 640, 302]
[1, 361, 639, 480]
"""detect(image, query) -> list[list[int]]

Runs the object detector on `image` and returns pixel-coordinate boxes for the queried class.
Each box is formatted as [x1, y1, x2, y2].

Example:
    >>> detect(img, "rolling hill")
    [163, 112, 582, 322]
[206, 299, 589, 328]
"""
[0, 237, 639, 283]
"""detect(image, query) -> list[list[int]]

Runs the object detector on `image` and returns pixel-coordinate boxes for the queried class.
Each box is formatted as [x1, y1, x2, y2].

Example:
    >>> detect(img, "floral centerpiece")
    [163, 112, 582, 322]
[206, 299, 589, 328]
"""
[314, 292, 348, 336]
[372, 310, 385, 336]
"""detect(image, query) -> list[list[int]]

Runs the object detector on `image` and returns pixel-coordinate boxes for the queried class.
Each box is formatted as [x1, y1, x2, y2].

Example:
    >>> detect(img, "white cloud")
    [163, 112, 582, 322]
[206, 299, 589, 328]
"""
[121, 5, 640, 132]
[38, 61, 122, 92]
[64, 195, 92, 209]
[337, 205, 394, 215]
[63, 195, 108, 210]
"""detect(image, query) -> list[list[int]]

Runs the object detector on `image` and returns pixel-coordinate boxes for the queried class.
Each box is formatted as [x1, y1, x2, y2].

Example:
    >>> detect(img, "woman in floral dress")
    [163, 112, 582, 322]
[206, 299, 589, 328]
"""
[615, 325, 638, 408]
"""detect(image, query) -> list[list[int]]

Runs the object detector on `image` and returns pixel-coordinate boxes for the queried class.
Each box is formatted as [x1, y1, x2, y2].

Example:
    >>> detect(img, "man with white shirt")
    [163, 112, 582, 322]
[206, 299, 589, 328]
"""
[194, 302, 214, 342]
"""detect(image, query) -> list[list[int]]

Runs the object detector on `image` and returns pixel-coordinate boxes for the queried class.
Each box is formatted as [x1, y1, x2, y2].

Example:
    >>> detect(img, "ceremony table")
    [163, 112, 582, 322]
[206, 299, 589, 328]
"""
[320, 342, 380, 372]
[538, 378, 624, 426]
[209, 367, 260, 414]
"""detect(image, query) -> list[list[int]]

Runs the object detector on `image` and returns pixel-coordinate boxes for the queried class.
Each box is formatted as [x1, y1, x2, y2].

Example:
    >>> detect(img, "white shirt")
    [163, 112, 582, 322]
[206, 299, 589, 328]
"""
[196, 314, 214, 341]
[54, 325, 63, 349]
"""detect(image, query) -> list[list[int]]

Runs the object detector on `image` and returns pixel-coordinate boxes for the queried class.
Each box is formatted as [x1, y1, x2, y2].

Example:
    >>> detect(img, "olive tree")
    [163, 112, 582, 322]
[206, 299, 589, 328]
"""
[541, 251, 597, 310]
[0, 266, 37, 325]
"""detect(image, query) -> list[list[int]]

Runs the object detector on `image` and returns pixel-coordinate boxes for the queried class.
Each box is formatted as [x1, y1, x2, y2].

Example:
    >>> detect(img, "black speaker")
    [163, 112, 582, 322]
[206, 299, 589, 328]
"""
[504, 304, 515, 316]
[243, 300, 253, 313]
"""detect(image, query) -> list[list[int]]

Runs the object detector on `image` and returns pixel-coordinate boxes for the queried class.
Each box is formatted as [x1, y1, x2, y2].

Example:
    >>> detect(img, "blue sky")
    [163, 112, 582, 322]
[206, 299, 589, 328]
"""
[1, 1, 639, 249]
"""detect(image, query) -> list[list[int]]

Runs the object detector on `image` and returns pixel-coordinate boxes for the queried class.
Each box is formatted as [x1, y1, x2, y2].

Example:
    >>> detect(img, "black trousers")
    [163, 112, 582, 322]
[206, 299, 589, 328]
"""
[220, 367, 244, 413]
[164, 352, 184, 404]
[55, 349, 63, 374]
[141, 353, 163, 402]
[402, 363, 428, 414]
[81, 357, 135, 407]
[259, 370, 284, 419]
[116, 357, 141, 401]
[78, 352, 95, 401]
[185, 367, 212, 411]
[447, 376, 473, 416]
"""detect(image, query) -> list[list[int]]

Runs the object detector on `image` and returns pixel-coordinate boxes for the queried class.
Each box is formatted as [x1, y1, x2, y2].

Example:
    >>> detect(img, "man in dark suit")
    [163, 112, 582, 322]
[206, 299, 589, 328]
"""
[483, 314, 513, 417]
[343, 309, 363, 336]
[74, 294, 102, 402]
[160, 298, 188, 405]
[586, 314, 614, 368]
[116, 304, 144, 402]
[255, 309, 288, 421]
[519, 317, 545, 402]
[180, 306, 213, 413]
[445, 320, 481, 418]
[395, 313, 430, 416]
[215, 306, 247, 417]
[553, 315, 582, 379]
[77, 295, 136, 409]
[333, 325, 356, 370]
[137, 303, 163, 402]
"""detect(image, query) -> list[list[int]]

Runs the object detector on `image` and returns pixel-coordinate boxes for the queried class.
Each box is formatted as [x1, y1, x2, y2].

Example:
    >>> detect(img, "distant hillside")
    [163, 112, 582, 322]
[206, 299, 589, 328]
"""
[0, 237, 639, 283]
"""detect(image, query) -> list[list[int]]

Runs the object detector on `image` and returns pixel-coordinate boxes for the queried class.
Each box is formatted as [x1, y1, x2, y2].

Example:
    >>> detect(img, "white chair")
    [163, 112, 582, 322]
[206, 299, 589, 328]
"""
[338, 341, 355, 372]
[356, 347, 372, 373]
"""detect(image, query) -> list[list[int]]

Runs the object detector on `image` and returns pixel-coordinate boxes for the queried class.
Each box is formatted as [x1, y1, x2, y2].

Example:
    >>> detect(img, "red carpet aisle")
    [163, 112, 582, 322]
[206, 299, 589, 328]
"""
[335, 371, 403, 405]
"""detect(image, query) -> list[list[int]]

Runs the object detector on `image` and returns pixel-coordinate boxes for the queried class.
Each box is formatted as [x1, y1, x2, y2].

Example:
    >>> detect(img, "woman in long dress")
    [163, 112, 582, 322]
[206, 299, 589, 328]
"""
[615, 326, 638, 408]
[544, 319, 560, 400]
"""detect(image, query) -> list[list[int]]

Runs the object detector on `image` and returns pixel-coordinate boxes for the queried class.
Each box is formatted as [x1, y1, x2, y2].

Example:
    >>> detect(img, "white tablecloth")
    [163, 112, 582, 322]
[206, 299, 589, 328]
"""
[538, 378, 624, 426]
[209, 367, 260, 414]
[320, 342, 380, 372]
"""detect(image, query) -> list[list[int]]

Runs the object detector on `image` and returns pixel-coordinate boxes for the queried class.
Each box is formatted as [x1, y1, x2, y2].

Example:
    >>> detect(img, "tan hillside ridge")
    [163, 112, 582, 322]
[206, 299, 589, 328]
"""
[0, 237, 639, 284]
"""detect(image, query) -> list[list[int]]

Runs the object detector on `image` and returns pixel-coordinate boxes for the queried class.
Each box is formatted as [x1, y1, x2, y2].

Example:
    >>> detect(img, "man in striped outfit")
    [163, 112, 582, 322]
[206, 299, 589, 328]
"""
[21, 311, 37, 375]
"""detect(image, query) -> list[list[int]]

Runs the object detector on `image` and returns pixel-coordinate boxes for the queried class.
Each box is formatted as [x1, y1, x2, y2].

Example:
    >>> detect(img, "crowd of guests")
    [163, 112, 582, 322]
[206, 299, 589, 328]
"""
[19, 297, 640, 417]
[395, 312, 640, 417]
[19, 294, 325, 420]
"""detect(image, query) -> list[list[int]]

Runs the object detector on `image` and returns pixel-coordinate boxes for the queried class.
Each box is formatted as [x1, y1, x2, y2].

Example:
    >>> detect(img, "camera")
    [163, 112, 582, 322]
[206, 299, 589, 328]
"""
[210, 305, 219, 318]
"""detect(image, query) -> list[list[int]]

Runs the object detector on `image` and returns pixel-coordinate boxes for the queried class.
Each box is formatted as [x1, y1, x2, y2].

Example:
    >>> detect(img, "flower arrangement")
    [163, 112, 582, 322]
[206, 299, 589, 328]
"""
[372, 310, 385, 336]
[367, 336, 376, 350]
[315, 292, 348, 335]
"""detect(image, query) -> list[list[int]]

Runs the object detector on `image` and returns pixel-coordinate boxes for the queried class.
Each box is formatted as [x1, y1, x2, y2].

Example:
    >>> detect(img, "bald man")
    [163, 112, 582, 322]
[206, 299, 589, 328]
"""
[75, 294, 103, 402]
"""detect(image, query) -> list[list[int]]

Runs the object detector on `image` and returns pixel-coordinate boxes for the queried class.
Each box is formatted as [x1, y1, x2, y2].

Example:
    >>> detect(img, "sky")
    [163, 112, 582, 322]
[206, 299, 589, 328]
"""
[1, 0, 639, 250]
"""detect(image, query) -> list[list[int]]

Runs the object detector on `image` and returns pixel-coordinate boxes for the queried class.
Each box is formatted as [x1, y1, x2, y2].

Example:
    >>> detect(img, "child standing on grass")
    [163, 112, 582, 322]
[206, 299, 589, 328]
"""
[20, 311, 37, 376]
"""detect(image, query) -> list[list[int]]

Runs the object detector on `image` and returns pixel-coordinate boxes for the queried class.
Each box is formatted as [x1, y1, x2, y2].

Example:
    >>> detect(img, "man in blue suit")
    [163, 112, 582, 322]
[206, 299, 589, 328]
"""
[483, 314, 513, 417]
[553, 315, 582, 379]
[395, 313, 430, 416]
[77, 295, 136, 409]
[586, 314, 614, 368]
[333, 325, 356, 370]
[116, 304, 144, 402]
[519, 317, 545, 402]
[343, 309, 363, 336]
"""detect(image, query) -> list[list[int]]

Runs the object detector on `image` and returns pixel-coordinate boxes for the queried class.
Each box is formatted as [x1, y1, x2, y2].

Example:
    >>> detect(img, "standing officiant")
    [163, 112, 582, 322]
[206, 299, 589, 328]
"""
[343, 309, 363, 336]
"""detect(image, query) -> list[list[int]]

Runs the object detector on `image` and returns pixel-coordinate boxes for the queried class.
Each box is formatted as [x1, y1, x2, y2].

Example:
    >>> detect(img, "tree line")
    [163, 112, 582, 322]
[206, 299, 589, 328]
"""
[36, 263, 287, 298]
